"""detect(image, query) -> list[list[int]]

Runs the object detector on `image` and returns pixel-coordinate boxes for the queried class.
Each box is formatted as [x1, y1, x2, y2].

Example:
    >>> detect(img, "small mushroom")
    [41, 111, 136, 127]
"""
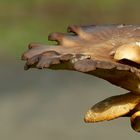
[131, 111, 140, 132]
[84, 93, 140, 123]
[114, 42, 140, 64]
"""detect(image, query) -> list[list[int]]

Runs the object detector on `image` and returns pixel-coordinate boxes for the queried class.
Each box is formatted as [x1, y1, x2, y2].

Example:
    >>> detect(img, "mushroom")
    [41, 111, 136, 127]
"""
[22, 24, 140, 132]
[131, 110, 140, 132]
[114, 42, 140, 64]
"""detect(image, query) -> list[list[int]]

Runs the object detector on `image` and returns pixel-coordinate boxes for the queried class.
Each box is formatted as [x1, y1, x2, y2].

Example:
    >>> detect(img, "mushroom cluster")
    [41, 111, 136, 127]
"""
[22, 24, 140, 132]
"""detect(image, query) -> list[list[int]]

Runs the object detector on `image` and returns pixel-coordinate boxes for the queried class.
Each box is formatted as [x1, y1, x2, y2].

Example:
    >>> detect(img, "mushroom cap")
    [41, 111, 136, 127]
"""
[131, 111, 140, 132]
[84, 93, 140, 123]
[114, 42, 140, 64]
[22, 24, 140, 93]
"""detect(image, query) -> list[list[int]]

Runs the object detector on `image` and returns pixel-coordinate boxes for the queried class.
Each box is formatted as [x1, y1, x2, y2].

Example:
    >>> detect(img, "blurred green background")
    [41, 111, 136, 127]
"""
[1, 0, 140, 139]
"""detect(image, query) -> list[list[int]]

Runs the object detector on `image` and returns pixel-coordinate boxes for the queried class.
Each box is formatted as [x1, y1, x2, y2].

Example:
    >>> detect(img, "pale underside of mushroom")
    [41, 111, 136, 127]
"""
[22, 24, 140, 132]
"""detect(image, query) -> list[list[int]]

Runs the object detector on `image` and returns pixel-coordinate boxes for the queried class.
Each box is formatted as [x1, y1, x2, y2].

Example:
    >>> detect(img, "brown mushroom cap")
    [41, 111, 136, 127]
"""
[22, 25, 140, 93]
[114, 42, 140, 64]
[84, 93, 140, 123]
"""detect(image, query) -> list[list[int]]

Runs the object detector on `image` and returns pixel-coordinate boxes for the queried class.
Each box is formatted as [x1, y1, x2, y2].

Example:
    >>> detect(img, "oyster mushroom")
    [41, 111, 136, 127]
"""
[22, 24, 140, 132]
